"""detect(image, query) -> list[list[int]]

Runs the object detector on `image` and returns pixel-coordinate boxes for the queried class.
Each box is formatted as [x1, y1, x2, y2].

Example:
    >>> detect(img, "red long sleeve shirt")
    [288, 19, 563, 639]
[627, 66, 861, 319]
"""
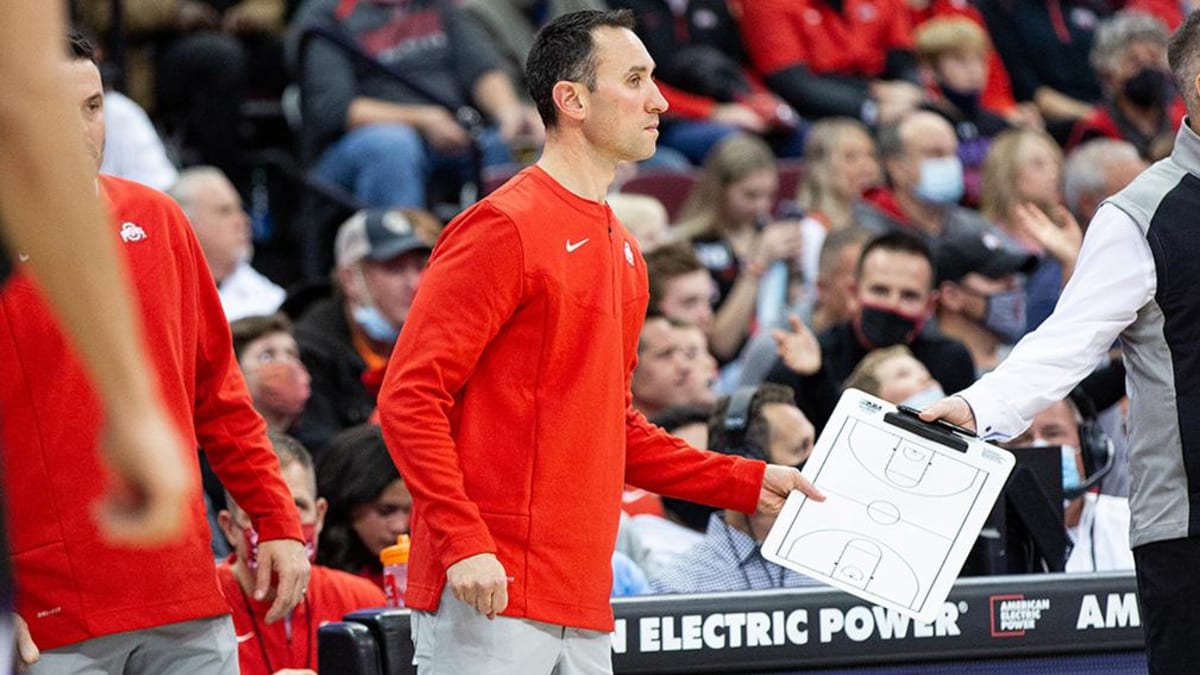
[0, 176, 301, 650]
[378, 166, 765, 632]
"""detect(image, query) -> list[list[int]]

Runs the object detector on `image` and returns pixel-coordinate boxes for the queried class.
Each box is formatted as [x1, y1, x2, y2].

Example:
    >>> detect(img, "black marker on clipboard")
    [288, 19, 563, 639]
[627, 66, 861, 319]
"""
[882, 405, 976, 453]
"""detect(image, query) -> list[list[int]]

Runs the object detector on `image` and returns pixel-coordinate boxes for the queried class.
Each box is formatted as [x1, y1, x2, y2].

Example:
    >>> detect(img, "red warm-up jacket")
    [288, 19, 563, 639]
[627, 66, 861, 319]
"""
[0, 176, 302, 650]
[378, 166, 766, 632]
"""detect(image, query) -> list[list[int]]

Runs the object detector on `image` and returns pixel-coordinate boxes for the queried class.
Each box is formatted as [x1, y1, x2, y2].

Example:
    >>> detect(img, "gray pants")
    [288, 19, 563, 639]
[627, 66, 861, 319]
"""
[29, 616, 237, 675]
[411, 588, 611, 675]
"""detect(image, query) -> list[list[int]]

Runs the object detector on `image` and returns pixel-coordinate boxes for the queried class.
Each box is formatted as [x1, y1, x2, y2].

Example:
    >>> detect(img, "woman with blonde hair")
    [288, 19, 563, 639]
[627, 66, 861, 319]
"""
[795, 118, 882, 232]
[675, 133, 804, 362]
[980, 127, 1082, 330]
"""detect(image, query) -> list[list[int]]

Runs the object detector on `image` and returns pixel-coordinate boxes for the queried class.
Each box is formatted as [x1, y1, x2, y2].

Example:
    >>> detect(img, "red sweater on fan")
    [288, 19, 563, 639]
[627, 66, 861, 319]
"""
[217, 561, 385, 675]
[378, 166, 765, 632]
[0, 175, 302, 651]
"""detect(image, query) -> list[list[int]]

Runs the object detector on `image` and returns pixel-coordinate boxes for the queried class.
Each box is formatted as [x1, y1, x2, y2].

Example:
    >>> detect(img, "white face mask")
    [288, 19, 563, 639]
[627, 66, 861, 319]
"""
[1027, 438, 1082, 494]
[350, 265, 399, 343]
[900, 384, 945, 410]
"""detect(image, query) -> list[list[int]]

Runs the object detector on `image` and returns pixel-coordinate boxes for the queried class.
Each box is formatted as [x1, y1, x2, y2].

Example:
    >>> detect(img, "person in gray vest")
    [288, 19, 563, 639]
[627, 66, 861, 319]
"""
[921, 12, 1200, 674]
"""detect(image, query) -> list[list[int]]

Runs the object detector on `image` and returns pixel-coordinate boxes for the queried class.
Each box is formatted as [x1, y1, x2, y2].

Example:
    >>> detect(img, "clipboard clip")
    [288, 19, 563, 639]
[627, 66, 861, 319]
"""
[883, 405, 976, 453]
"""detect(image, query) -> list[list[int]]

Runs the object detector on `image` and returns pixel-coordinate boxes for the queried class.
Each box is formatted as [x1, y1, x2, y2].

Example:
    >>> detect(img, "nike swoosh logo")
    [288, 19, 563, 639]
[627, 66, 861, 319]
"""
[17, 253, 29, 262]
[236, 632, 256, 644]
[566, 238, 590, 253]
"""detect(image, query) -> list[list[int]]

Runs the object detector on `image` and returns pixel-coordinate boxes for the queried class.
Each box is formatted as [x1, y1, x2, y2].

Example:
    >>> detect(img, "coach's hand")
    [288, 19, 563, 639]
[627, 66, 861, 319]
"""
[917, 396, 978, 431]
[757, 464, 825, 517]
[14, 613, 38, 671]
[256, 538, 311, 624]
[447, 553, 509, 620]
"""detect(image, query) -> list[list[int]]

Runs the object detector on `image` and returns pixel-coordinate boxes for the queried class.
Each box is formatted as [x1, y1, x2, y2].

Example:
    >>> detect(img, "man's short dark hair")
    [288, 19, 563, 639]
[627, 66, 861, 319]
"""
[856, 230, 937, 287]
[707, 383, 797, 462]
[67, 32, 97, 64]
[230, 313, 294, 360]
[1168, 11, 1200, 114]
[525, 9, 635, 129]
[644, 243, 705, 314]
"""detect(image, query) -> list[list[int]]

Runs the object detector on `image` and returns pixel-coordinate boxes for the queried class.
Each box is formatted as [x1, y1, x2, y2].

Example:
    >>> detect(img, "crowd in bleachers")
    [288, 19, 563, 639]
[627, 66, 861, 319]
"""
[58, 0, 1177, 669]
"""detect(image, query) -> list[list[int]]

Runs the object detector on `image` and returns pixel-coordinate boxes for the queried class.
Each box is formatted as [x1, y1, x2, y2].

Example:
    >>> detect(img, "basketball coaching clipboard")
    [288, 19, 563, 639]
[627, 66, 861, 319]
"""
[762, 389, 1015, 623]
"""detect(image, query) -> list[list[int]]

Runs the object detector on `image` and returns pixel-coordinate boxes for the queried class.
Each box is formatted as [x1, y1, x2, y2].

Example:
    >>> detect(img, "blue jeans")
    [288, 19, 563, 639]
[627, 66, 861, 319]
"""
[313, 122, 513, 208]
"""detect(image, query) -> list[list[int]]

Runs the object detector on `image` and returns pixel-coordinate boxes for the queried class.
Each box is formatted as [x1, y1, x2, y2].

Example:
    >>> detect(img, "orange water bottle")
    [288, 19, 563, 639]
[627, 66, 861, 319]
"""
[381, 534, 410, 608]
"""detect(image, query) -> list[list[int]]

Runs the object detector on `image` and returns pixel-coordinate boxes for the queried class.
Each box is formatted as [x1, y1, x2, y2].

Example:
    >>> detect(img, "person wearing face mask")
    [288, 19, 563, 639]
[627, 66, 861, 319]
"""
[933, 227, 1038, 374]
[1002, 397, 1133, 573]
[232, 314, 313, 435]
[766, 231, 975, 433]
[170, 166, 286, 322]
[860, 111, 1000, 245]
[913, 17, 1014, 207]
[293, 208, 437, 452]
[218, 432, 386, 675]
[1068, 11, 1184, 161]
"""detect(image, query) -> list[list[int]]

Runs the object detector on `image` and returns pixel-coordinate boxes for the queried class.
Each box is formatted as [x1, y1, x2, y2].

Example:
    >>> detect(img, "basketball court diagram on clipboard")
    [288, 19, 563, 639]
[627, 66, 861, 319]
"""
[762, 390, 1014, 624]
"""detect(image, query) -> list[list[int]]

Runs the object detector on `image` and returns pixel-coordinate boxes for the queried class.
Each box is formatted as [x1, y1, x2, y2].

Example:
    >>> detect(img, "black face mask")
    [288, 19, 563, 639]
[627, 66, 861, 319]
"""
[941, 84, 981, 118]
[1123, 68, 1169, 109]
[854, 304, 923, 350]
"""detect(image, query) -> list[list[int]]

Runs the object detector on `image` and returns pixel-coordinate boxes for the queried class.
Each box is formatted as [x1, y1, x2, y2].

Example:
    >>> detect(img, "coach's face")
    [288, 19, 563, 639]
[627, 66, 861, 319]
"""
[66, 57, 106, 173]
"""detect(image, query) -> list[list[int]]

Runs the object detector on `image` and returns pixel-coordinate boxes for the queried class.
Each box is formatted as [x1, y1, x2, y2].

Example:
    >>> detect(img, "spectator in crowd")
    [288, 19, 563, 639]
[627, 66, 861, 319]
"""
[863, 110, 996, 240]
[843, 344, 946, 407]
[1063, 138, 1147, 224]
[293, 208, 435, 452]
[933, 228, 1039, 373]
[1003, 396, 1134, 572]
[290, 0, 542, 209]
[632, 316, 704, 417]
[608, 192, 672, 251]
[101, 87, 179, 191]
[980, 128, 1079, 330]
[79, 0, 289, 177]
[611, 0, 804, 165]
[676, 133, 804, 360]
[977, 0, 1107, 131]
[737, 0, 925, 126]
[810, 227, 874, 335]
[675, 321, 720, 407]
[1068, 11, 1183, 160]
[766, 231, 976, 430]
[913, 17, 1013, 205]
[792, 118, 882, 312]
[316, 425, 411, 589]
[795, 118, 882, 233]
[904, 0, 1030, 122]
[231, 313, 311, 435]
[218, 432, 386, 675]
[645, 243, 715, 334]
[171, 166, 285, 321]
[650, 384, 818, 594]
[2, 34, 308, 672]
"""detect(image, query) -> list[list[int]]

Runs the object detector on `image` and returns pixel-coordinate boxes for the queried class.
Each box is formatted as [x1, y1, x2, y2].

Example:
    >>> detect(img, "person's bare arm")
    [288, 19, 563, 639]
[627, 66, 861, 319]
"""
[346, 97, 471, 151]
[0, 1, 191, 548]
[1033, 86, 1094, 122]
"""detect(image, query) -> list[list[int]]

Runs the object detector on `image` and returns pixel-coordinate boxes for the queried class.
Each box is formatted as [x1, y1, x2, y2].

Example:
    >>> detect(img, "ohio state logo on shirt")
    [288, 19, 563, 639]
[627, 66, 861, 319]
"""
[119, 221, 148, 243]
